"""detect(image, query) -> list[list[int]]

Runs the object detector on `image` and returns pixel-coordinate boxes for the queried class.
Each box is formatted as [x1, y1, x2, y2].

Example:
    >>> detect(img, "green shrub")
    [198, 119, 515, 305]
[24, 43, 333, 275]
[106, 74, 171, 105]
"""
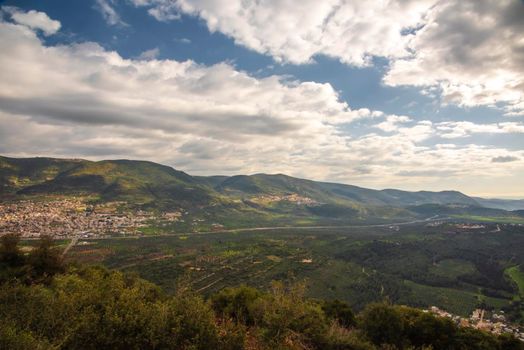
[358, 303, 404, 348]
[322, 299, 357, 328]
[1, 256, 521, 350]
[251, 281, 329, 348]
[212, 285, 261, 325]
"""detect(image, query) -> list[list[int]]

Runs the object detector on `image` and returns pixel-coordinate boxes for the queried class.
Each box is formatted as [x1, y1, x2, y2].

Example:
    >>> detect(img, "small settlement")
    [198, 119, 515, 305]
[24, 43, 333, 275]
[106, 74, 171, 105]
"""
[427, 306, 523, 342]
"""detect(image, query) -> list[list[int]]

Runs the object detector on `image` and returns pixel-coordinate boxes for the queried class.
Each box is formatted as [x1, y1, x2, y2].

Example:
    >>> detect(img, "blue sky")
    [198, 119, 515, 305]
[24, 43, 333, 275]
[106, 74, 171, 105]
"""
[0, 0, 523, 197]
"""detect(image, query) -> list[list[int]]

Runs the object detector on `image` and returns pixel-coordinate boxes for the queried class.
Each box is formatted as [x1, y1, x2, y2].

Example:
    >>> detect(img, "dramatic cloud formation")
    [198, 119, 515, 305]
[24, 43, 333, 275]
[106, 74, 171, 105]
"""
[385, 0, 524, 116]
[135, 0, 524, 115]
[0, 7, 523, 196]
[135, 0, 432, 66]
[0, 13, 360, 174]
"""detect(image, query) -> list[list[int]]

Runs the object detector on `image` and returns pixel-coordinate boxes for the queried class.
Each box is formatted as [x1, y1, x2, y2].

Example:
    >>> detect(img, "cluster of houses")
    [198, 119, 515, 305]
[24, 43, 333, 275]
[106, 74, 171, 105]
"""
[248, 193, 319, 206]
[0, 199, 152, 238]
[427, 306, 523, 342]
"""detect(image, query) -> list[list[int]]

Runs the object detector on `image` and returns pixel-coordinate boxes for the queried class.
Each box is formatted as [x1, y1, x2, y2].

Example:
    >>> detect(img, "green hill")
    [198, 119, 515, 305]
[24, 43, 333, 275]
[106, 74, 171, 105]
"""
[474, 197, 524, 211]
[0, 156, 82, 193]
[2, 156, 217, 207]
[214, 173, 478, 207]
[1, 155, 520, 224]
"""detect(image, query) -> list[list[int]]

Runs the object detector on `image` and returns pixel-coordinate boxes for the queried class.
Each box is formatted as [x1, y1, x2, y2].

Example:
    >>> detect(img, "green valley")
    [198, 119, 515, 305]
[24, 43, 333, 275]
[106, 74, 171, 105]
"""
[64, 221, 524, 325]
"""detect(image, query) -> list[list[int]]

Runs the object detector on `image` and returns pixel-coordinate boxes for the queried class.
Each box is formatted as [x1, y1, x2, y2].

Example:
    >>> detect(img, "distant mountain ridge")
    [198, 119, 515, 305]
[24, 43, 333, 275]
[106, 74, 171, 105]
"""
[1, 156, 523, 225]
[473, 197, 524, 211]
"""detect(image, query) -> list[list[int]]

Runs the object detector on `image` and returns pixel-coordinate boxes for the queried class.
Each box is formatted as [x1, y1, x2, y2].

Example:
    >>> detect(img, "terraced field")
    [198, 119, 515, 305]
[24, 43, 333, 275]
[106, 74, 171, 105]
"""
[64, 221, 524, 324]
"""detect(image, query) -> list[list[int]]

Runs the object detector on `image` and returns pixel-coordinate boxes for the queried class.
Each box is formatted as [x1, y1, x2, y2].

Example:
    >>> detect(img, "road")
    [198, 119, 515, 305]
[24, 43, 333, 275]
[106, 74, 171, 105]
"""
[164, 214, 445, 236]
[74, 215, 447, 241]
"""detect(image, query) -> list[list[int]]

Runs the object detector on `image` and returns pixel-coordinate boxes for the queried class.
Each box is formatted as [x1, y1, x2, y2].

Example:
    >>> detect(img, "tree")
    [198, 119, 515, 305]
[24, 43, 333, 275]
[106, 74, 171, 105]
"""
[400, 307, 456, 349]
[498, 333, 524, 350]
[0, 233, 28, 283]
[0, 233, 24, 267]
[211, 285, 261, 325]
[322, 299, 356, 328]
[0, 324, 50, 350]
[358, 303, 404, 348]
[27, 235, 64, 283]
[454, 327, 501, 350]
[251, 281, 329, 348]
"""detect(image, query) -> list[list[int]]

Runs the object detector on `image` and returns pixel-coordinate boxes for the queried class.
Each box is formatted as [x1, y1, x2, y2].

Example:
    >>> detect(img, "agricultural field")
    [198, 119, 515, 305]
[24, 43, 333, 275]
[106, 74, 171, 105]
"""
[507, 265, 524, 299]
[64, 221, 524, 324]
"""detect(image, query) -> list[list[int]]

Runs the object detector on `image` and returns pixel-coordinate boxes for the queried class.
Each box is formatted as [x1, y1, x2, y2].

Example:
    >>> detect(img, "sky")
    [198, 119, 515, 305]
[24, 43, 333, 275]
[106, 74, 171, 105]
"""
[0, 0, 523, 198]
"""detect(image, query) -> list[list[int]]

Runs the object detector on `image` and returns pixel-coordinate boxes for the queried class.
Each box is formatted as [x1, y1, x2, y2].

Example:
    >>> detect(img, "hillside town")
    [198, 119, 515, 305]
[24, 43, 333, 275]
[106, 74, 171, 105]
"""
[427, 306, 524, 342]
[247, 193, 320, 206]
[0, 199, 154, 238]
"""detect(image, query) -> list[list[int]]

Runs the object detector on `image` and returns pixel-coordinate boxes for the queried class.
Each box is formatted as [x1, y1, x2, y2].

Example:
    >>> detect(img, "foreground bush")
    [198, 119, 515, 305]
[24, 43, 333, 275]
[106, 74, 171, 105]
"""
[0, 236, 522, 349]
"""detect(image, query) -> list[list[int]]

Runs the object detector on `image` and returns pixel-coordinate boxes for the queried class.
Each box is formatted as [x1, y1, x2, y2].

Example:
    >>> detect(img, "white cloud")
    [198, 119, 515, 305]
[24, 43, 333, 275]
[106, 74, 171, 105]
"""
[436, 121, 524, 139]
[134, 1, 524, 115]
[2, 6, 60, 36]
[383, 0, 524, 115]
[175, 37, 191, 44]
[130, 0, 181, 21]
[94, 0, 127, 26]
[0, 17, 363, 175]
[132, 0, 433, 65]
[1, 11, 524, 196]
[374, 115, 412, 132]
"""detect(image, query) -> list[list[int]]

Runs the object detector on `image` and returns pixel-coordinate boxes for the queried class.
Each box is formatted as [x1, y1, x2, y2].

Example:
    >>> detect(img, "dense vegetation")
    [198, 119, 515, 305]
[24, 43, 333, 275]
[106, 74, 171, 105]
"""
[1, 234, 522, 349]
[67, 223, 524, 324]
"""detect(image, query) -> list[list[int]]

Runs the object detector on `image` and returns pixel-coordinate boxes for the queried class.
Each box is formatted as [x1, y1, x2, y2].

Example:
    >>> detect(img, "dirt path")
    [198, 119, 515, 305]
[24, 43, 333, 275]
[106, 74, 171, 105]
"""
[195, 277, 224, 293]
[61, 236, 79, 257]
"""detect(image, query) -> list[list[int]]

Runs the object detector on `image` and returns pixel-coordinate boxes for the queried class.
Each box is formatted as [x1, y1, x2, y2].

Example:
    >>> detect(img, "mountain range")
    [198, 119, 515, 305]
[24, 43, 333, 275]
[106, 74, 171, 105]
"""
[1, 155, 523, 226]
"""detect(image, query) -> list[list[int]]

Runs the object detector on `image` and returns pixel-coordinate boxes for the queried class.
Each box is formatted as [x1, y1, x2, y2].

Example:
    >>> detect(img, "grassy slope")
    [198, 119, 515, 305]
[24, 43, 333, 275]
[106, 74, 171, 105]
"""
[451, 215, 524, 224]
[506, 266, 524, 298]
[409, 203, 524, 223]
[0, 156, 83, 193]
[505, 265, 524, 321]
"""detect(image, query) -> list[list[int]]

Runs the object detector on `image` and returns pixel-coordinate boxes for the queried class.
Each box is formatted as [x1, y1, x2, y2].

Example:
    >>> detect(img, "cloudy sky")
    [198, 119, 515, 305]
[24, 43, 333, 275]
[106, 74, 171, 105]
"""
[0, 0, 523, 198]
